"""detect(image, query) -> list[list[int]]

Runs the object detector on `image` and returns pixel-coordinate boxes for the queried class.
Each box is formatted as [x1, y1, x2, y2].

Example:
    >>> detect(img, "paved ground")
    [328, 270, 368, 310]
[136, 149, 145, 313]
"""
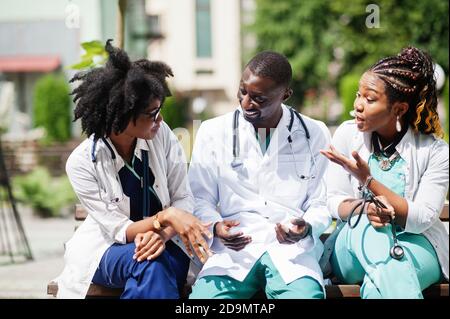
[0, 205, 73, 299]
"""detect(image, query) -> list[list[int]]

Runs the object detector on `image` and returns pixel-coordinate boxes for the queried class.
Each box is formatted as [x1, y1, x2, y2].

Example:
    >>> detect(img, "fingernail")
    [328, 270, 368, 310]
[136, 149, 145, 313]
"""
[132, 255, 136, 260]
[147, 256, 152, 260]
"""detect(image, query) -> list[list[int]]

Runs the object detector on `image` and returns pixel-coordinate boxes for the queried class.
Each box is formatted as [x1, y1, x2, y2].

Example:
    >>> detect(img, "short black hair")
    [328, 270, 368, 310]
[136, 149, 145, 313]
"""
[245, 51, 292, 87]
[70, 39, 173, 139]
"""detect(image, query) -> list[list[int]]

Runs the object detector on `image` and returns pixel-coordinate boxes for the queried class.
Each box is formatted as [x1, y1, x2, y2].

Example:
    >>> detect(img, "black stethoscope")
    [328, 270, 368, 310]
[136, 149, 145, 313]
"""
[91, 137, 152, 218]
[231, 107, 318, 180]
[348, 191, 405, 260]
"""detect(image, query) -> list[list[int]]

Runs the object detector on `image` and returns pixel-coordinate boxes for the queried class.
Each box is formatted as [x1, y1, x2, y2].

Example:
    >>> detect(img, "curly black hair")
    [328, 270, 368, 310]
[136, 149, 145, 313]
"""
[369, 47, 443, 138]
[70, 39, 173, 138]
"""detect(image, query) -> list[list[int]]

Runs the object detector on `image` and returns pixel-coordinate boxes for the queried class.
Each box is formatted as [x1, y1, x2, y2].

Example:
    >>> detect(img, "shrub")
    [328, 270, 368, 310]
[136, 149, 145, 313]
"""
[33, 74, 71, 143]
[12, 167, 77, 218]
[339, 73, 360, 123]
[161, 94, 189, 129]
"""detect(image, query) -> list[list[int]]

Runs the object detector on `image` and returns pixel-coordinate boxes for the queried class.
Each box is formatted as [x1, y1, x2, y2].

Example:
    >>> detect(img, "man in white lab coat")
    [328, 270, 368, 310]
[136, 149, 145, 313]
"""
[188, 51, 331, 299]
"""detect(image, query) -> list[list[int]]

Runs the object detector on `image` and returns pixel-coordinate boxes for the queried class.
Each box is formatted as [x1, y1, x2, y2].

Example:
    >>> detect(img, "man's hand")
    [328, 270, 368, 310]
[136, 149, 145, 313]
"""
[133, 231, 166, 262]
[215, 220, 252, 251]
[275, 217, 311, 244]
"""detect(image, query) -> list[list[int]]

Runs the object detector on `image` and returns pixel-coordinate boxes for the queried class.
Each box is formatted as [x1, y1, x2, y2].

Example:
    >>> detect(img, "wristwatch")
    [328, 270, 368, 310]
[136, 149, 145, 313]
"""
[153, 213, 161, 231]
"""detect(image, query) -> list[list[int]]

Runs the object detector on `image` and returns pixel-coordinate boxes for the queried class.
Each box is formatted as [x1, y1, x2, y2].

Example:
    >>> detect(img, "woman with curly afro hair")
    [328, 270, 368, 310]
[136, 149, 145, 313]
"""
[54, 40, 212, 299]
[321, 47, 448, 298]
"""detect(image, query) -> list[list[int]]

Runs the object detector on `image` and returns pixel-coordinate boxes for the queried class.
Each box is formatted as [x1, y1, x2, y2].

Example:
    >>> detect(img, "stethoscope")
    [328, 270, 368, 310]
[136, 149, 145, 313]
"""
[347, 191, 405, 260]
[231, 107, 318, 180]
[91, 137, 152, 218]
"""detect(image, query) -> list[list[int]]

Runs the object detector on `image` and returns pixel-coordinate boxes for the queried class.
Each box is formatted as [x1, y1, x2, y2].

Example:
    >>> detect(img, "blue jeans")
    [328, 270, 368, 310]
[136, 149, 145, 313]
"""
[92, 241, 189, 299]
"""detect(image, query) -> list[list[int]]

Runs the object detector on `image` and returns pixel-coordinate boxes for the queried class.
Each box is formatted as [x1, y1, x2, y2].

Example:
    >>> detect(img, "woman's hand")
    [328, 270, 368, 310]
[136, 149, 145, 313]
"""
[366, 195, 395, 228]
[161, 207, 213, 263]
[215, 220, 252, 251]
[133, 231, 166, 262]
[320, 145, 370, 184]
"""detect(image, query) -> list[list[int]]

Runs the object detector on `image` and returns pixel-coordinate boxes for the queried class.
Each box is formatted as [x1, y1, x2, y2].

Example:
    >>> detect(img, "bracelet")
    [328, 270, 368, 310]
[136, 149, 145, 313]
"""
[153, 212, 162, 231]
[359, 175, 374, 192]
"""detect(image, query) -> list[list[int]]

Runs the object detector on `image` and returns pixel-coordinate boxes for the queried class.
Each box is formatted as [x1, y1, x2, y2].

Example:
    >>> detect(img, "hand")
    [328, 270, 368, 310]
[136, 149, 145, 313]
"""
[133, 231, 166, 262]
[215, 220, 252, 251]
[161, 207, 213, 263]
[366, 195, 395, 228]
[275, 217, 310, 244]
[320, 145, 371, 185]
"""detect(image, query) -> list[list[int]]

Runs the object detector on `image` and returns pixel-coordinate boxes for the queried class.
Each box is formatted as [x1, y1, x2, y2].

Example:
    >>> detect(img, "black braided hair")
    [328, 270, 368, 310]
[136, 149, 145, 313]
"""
[70, 39, 173, 139]
[369, 47, 443, 137]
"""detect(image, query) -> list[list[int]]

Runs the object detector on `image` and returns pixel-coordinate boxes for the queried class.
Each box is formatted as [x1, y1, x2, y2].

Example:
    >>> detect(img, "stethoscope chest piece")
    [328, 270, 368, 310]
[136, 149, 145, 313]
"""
[390, 244, 405, 260]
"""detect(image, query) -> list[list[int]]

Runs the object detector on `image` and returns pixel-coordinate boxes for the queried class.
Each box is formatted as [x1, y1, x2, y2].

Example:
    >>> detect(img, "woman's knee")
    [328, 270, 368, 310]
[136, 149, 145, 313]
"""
[346, 215, 393, 258]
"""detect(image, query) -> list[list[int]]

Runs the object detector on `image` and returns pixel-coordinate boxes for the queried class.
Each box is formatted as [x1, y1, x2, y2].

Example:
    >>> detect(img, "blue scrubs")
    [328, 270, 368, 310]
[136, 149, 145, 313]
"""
[91, 152, 190, 299]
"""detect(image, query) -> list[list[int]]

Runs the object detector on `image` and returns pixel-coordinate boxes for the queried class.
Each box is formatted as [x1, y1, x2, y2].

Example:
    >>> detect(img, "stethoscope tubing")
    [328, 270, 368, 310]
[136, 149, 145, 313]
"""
[348, 193, 404, 260]
[231, 107, 316, 180]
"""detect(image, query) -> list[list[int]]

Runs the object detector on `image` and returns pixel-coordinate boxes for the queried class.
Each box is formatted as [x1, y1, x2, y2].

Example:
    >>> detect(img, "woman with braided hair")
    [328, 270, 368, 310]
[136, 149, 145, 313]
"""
[54, 40, 212, 298]
[320, 47, 448, 298]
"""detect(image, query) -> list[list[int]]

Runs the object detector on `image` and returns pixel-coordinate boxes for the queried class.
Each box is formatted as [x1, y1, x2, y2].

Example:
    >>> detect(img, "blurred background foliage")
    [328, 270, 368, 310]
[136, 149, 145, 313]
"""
[33, 74, 71, 144]
[68, 40, 108, 70]
[339, 73, 361, 122]
[12, 167, 77, 218]
[161, 93, 189, 130]
[251, 0, 449, 111]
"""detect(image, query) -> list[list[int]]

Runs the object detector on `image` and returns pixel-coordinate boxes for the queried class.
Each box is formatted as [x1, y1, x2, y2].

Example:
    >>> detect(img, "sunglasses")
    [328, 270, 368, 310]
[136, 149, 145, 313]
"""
[141, 105, 163, 121]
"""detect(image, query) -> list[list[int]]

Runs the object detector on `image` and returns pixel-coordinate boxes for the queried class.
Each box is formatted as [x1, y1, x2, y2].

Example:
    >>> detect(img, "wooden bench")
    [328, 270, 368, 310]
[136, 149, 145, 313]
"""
[48, 203, 449, 298]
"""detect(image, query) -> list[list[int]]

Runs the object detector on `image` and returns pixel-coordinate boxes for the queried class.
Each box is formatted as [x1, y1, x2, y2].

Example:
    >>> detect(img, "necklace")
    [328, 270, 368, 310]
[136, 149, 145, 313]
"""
[374, 151, 400, 171]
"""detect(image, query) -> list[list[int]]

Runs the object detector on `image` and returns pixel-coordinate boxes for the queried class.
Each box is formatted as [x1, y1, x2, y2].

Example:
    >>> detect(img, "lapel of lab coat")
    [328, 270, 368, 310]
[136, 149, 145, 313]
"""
[134, 137, 171, 209]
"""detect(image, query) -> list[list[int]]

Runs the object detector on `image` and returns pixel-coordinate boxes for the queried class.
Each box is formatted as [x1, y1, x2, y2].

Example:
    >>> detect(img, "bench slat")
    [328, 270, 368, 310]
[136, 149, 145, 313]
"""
[440, 202, 448, 222]
[47, 281, 122, 298]
[75, 204, 87, 221]
[325, 284, 360, 298]
[47, 281, 448, 298]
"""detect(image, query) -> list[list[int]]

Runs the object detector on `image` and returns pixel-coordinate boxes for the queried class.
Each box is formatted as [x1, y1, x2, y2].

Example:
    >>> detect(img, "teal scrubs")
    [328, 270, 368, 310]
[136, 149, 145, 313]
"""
[255, 129, 272, 155]
[330, 153, 442, 298]
[190, 252, 324, 299]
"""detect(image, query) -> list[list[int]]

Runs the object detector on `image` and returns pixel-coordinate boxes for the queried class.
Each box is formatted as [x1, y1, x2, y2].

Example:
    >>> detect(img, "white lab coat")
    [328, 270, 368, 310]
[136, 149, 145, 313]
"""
[325, 120, 449, 280]
[54, 121, 194, 298]
[188, 104, 332, 287]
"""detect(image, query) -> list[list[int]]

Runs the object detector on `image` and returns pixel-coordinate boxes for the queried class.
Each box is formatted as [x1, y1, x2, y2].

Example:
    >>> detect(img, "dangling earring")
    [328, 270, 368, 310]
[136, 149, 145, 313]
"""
[396, 116, 402, 132]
